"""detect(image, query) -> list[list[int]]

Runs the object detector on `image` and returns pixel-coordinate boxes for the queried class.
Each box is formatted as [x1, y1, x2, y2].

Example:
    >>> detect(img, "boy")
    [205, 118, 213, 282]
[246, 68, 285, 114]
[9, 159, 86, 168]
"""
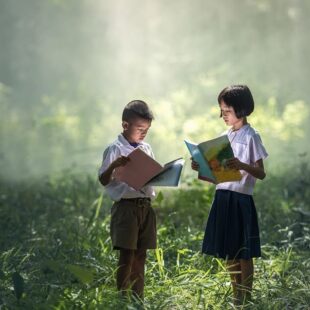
[98, 100, 157, 300]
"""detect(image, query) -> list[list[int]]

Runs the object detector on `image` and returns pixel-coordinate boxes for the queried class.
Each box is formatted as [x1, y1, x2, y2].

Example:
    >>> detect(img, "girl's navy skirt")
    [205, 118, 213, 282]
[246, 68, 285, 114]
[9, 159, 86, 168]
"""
[202, 189, 261, 260]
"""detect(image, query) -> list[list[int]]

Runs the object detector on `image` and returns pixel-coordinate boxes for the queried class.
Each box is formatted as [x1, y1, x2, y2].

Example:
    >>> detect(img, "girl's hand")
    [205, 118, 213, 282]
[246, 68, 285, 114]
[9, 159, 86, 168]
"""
[226, 157, 244, 170]
[111, 156, 130, 169]
[191, 158, 200, 171]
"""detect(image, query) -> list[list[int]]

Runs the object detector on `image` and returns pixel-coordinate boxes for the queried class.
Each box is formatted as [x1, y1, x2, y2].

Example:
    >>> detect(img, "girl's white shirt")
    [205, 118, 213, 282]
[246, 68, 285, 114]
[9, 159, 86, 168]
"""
[98, 134, 155, 201]
[216, 124, 268, 195]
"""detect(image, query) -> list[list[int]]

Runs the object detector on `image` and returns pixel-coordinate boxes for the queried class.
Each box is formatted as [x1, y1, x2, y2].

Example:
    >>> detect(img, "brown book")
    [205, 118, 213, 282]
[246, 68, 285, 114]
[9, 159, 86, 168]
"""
[114, 147, 184, 190]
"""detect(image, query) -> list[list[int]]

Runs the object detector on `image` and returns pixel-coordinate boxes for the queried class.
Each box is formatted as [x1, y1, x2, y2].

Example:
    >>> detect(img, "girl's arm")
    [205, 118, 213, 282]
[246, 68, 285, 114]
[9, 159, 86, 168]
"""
[226, 158, 266, 180]
[99, 156, 130, 186]
[191, 158, 200, 171]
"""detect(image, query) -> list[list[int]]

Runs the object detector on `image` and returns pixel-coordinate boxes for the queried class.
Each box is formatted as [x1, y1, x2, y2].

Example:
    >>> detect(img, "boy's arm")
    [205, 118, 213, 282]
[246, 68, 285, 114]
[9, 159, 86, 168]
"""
[226, 158, 266, 180]
[99, 156, 130, 186]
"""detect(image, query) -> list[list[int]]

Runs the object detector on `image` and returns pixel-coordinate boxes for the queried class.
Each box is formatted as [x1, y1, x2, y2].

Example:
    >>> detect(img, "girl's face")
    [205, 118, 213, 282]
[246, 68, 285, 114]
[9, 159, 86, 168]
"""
[219, 100, 244, 130]
[122, 117, 152, 143]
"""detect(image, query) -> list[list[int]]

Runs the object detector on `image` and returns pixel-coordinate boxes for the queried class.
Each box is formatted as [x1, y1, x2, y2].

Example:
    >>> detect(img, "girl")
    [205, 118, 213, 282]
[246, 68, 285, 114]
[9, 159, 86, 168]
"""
[191, 85, 268, 304]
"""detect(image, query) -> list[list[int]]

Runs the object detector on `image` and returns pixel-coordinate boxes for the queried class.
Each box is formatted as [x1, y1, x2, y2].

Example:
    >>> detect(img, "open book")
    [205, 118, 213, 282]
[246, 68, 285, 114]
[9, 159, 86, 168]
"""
[184, 135, 242, 184]
[114, 147, 184, 190]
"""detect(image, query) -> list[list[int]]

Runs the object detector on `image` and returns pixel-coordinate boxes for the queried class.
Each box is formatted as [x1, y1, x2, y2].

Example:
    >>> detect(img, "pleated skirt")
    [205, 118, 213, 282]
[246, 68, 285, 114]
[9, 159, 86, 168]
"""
[202, 189, 261, 260]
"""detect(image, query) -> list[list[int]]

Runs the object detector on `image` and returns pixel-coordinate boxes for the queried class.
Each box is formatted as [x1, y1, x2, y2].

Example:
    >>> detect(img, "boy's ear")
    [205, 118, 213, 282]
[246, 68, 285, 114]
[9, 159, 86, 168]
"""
[122, 121, 129, 131]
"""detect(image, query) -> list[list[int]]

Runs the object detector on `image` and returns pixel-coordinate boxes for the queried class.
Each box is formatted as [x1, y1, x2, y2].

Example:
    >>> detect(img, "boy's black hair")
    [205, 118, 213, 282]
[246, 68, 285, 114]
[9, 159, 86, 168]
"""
[218, 85, 254, 118]
[122, 100, 154, 122]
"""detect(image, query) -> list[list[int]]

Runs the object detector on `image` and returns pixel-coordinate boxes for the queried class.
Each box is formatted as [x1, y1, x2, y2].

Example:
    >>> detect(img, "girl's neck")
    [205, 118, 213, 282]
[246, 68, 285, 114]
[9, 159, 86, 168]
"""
[231, 118, 248, 131]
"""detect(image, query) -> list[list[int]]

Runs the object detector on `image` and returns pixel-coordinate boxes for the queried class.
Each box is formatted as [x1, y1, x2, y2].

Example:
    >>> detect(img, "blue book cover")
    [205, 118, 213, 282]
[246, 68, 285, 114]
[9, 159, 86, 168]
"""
[184, 140, 215, 183]
[146, 158, 185, 187]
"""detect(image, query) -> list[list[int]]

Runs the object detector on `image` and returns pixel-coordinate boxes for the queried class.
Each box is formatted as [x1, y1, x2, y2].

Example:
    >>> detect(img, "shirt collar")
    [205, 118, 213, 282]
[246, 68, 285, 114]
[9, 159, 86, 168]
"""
[228, 123, 250, 135]
[118, 133, 130, 146]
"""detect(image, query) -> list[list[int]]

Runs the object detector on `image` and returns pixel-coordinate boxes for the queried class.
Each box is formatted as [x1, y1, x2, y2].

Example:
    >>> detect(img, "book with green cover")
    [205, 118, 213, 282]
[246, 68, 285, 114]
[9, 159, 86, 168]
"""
[184, 135, 242, 184]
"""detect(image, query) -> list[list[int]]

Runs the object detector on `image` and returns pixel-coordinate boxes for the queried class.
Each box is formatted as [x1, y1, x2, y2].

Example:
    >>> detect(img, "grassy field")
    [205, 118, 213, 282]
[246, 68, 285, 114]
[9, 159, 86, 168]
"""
[0, 164, 310, 309]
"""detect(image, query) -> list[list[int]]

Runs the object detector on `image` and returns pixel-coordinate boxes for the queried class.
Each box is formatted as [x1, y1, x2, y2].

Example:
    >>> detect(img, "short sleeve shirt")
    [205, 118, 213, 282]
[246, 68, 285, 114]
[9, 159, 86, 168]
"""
[98, 134, 156, 201]
[216, 124, 268, 195]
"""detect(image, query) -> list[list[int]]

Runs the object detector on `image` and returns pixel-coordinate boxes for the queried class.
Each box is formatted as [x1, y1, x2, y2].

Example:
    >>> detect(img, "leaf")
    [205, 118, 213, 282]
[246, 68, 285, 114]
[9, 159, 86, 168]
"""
[0, 269, 5, 279]
[155, 191, 164, 204]
[67, 264, 94, 284]
[12, 272, 24, 300]
[42, 260, 62, 273]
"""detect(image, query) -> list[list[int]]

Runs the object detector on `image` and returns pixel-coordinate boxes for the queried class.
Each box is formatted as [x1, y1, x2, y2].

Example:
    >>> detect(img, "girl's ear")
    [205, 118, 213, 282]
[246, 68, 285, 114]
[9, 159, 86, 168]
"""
[122, 121, 129, 131]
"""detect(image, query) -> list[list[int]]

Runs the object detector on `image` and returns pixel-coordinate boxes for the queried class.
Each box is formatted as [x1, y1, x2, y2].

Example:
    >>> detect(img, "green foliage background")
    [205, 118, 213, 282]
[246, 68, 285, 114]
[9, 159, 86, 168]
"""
[1, 0, 310, 308]
[0, 0, 310, 179]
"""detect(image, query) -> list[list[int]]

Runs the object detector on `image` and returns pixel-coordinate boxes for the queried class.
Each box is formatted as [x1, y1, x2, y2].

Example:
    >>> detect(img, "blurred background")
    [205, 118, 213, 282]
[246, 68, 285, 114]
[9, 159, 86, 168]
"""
[1, 0, 309, 181]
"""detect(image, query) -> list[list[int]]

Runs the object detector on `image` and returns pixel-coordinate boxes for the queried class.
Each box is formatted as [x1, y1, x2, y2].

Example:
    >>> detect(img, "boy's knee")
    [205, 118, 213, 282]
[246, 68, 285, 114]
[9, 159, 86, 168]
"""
[119, 249, 135, 265]
[135, 249, 147, 262]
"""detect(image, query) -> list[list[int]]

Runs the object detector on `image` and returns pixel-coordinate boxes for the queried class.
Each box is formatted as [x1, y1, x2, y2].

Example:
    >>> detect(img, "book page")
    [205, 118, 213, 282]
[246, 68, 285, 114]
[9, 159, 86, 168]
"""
[146, 158, 184, 187]
[198, 135, 242, 183]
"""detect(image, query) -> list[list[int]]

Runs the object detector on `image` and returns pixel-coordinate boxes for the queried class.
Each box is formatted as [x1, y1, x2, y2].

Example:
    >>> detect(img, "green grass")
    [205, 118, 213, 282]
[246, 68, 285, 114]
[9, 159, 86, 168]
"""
[0, 167, 309, 309]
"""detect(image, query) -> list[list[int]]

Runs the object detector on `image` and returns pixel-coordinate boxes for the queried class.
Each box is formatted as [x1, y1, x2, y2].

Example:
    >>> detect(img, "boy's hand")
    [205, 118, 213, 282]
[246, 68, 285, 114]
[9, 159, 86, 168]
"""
[111, 156, 130, 169]
[99, 156, 129, 186]
[191, 158, 200, 171]
[226, 157, 244, 170]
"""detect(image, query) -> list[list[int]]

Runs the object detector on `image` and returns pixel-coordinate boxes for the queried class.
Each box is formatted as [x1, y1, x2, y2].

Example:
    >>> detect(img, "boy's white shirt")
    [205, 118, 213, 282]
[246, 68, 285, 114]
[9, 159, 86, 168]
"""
[98, 133, 156, 201]
[216, 124, 268, 195]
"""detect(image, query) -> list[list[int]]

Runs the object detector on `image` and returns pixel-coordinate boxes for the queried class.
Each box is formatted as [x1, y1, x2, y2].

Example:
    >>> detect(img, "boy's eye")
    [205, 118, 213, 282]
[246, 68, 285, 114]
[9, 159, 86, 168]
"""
[137, 128, 148, 133]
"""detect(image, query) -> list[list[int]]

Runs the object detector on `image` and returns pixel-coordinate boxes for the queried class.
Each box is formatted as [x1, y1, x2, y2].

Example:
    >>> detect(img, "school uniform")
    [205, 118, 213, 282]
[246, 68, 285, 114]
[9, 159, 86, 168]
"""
[202, 124, 268, 260]
[98, 134, 156, 250]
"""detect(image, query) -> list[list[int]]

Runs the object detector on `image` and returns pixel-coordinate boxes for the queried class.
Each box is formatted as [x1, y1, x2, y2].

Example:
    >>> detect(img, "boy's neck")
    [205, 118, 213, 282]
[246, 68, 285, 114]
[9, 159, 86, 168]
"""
[122, 132, 140, 145]
[232, 118, 248, 131]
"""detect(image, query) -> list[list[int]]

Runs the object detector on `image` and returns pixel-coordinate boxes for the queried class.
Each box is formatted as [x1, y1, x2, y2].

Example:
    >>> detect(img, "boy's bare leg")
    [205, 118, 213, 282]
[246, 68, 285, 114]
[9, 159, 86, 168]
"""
[240, 258, 254, 301]
[117, 249, 135, 294]
[227, 260, 242, 303]
[130, 249, 147, 300]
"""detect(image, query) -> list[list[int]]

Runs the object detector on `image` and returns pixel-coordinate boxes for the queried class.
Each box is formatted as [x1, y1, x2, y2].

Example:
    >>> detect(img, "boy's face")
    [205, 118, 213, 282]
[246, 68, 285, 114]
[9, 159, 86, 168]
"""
[122, 117, 152, 143]
[219, 100, 242, 128]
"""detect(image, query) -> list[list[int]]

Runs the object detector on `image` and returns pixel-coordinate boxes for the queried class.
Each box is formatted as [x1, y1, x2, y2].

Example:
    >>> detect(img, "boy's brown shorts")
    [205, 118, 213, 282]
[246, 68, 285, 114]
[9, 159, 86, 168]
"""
[110, 198, 157, 250]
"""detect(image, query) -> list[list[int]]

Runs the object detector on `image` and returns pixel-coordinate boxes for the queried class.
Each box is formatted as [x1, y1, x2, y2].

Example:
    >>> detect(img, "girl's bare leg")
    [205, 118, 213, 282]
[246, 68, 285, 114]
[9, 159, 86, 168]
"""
[227, 260, 242, 303]
[240, 258, 254, 301]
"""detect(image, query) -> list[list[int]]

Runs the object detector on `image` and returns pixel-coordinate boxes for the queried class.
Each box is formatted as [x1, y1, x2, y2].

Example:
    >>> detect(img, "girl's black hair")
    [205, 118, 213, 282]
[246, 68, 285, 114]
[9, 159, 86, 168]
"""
[122, 100, 154, 122]
[218, 85, 254, 118]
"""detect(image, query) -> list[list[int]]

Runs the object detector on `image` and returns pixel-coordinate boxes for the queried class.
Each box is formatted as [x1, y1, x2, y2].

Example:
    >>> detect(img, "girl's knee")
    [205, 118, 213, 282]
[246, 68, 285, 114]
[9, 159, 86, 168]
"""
[227, 259, 240, 269]
[240, 258, 253, 266]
